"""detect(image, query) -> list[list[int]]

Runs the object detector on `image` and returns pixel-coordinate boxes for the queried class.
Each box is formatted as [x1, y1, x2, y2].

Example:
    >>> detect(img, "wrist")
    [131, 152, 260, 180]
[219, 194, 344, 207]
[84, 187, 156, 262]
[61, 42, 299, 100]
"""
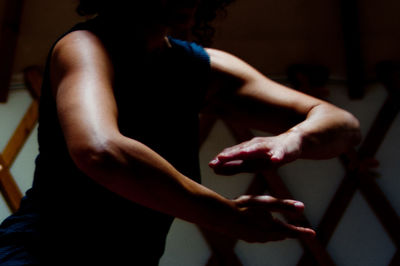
[280, 127, 305, 161]
[201, 195, 250, 240]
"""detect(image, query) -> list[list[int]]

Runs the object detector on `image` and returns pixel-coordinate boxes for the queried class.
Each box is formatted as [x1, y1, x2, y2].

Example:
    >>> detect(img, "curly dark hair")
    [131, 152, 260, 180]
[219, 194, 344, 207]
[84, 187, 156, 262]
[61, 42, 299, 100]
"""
[193, 0, 235, 45]
[76, 0, 235, 46]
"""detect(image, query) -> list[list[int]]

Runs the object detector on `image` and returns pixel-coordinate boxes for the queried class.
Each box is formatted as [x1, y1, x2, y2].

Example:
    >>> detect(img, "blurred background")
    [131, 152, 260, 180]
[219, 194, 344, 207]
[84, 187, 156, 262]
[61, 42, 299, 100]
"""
[0, 0, 399, 265]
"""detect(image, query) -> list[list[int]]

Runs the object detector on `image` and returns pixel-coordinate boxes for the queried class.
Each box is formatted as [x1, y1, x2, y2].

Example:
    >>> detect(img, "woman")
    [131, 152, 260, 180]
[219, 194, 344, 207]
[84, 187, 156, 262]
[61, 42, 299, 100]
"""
[0, 0, 361, 265]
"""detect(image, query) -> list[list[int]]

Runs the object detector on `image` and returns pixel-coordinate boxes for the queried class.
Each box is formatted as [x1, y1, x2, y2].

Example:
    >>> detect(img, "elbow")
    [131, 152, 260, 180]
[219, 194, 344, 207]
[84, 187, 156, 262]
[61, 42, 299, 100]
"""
[315, 103, 362, 148]
[340, 109, 362, 146]
[69, 138, 120, 177]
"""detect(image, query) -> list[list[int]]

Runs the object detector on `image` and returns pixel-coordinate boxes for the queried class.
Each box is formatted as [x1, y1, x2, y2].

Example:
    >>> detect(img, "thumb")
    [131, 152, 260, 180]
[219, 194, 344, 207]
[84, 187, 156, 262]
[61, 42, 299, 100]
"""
[268, 149, 285, 163]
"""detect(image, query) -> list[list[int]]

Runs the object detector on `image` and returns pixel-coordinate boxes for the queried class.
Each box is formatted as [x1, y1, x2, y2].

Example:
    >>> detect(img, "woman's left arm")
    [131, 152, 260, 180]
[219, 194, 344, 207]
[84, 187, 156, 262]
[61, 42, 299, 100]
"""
[204, 48, 361, 175]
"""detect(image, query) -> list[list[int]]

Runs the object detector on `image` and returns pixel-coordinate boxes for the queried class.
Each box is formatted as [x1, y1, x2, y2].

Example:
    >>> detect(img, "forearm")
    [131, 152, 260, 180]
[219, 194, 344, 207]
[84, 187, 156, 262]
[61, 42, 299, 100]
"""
[73, 134, 238, 233]
[72, 134, 316, 242]
[231, 78, 362, 159]
[287, 103, 361, 160]
[206, 49, 361, 160]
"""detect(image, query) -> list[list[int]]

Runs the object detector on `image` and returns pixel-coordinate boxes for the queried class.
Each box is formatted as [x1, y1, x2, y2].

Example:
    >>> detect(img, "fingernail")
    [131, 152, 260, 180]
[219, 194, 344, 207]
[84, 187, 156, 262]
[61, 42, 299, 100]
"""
[209, 158, 219, 165]
[294, 202, 304, 209]
[269, 152, 281, 162]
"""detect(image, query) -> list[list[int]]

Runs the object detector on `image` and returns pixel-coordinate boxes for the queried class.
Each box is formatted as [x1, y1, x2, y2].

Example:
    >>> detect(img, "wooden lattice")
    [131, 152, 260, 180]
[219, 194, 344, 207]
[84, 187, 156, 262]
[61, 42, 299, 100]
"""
[197, 62, 400, 265]
[0, 67, 41, 212]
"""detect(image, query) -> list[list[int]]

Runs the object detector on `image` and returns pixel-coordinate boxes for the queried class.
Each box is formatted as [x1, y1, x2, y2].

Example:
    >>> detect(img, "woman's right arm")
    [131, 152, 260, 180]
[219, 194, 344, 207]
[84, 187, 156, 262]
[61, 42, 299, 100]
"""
[50, 30, 315, 242]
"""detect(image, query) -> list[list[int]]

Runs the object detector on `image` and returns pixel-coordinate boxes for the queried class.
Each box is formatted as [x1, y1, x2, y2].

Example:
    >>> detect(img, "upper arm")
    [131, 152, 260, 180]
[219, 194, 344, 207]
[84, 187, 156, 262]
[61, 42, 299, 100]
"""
[50, 30, 119, 165]
[204, 48, 328, 133]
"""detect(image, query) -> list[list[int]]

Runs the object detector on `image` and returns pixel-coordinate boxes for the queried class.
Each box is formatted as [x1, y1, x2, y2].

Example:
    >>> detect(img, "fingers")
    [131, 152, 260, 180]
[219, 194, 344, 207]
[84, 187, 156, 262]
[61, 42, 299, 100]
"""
[235, 195, 316, 242]
[235, 195, 305, 214]
[209, 139, 271, 165]
[209, 138, 288, 175]
[209, 134, 303, 176]
[245, 215, 316, 242]
[210, 146, 284, 165]
[267, 218, 316, 241]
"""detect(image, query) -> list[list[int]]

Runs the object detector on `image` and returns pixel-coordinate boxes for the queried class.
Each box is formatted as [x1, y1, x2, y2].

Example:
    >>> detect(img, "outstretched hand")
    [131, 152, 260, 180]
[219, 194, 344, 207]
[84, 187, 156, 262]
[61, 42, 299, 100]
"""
[208, 133, 316, 242]
[209, 132, 303, 175]
[230, 195, 315, 242]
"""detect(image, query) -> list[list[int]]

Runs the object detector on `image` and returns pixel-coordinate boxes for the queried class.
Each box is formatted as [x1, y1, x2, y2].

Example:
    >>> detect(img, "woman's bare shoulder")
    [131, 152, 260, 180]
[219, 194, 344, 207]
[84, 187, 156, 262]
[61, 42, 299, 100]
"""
[51, 30, 112, 71]
[50, 29, 114, 87]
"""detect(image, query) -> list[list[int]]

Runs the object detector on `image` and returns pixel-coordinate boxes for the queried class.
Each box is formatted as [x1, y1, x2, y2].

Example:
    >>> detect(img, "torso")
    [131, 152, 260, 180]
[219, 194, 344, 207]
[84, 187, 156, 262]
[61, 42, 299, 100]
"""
[3, 16, 211, 264]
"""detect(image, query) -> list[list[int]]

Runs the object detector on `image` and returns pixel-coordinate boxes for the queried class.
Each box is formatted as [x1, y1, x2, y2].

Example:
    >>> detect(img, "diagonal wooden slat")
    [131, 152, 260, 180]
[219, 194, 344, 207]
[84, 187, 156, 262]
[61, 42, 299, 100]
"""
[358, 171, 400, 247]
[2, 100, 39, 167]
[0, 155, 22, 212]
[310, 169, 358, 248]
[300, 162, 400, 265]
[0, 0, 26, 102]
[297, 170, 357, 265]
[0, 103, 38, 213]
[259, 170, 336, 266]
[358, 97, 400, 159]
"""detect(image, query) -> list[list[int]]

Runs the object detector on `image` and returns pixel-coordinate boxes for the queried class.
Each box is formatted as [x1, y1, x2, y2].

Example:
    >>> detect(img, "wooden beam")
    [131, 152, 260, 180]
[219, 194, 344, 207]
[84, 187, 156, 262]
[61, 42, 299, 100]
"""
[0, 0, 26, 102]
[339, 0, 365, 99]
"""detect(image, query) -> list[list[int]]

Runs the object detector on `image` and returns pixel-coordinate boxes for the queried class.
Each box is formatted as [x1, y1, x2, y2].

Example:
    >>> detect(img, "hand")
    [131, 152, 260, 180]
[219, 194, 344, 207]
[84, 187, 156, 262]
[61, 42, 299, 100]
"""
[227, 195, 315, 242]
[209, 132, 303, 175]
